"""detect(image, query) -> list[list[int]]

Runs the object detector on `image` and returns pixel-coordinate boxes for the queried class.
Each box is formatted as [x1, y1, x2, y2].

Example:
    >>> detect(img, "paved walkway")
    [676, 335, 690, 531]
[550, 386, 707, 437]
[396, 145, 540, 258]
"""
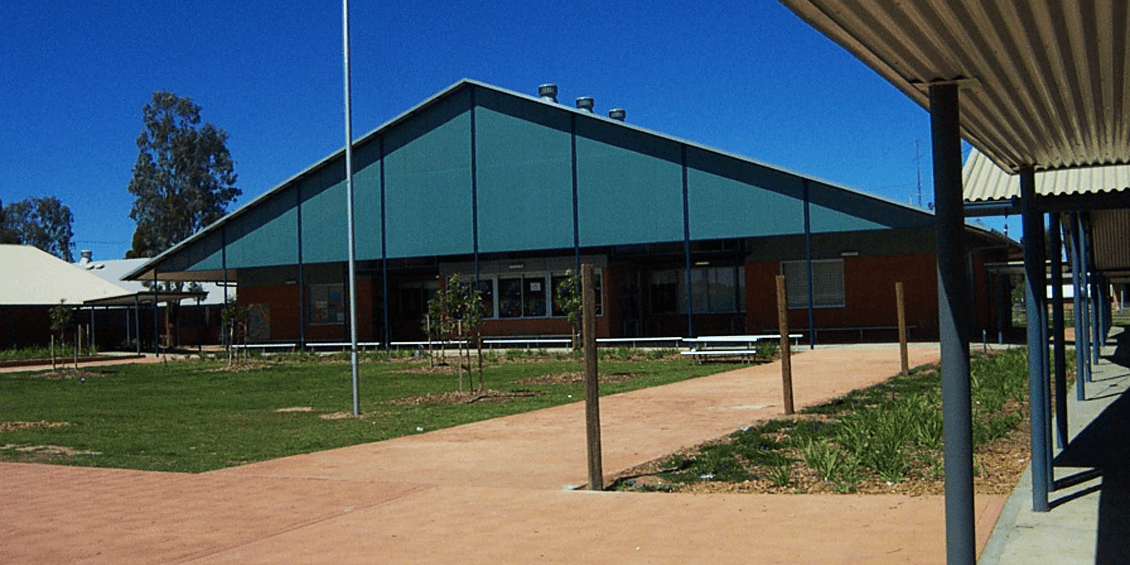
[979, 331, 1130, 565]
[2, 346, 1009, 564]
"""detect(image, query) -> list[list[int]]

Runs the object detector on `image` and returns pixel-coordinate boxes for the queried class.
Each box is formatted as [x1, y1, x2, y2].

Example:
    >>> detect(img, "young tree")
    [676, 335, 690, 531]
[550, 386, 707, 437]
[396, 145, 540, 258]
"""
[2, 197, 75, 261]
[554, 270, 583, 349]
[426, 275, 486, 391]
[126, 91, 240, 258]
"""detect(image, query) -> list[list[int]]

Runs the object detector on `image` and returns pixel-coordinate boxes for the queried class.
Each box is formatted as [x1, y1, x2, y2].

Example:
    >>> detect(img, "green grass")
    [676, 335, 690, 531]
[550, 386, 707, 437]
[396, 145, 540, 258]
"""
[0, 355, 740, 473]
[626, 347, 1060, 493]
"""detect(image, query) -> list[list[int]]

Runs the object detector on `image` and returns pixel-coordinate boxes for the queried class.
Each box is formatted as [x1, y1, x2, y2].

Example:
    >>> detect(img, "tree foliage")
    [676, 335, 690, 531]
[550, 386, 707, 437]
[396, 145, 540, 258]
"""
[1, 197, 75, 261]
[127, 91, 239, 258]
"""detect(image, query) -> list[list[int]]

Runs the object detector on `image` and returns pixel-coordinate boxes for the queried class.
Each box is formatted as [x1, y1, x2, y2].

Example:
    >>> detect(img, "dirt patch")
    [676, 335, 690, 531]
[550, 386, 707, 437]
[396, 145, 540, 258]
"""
[274, 407, 314, 413]
[518, 372, 642, 385]
[386, 390, 541, 405]
[21, 369, 117, 380]
[208, 363, 270, 373]
[0, 421, 70, 433]
[0, 444, 100, 456]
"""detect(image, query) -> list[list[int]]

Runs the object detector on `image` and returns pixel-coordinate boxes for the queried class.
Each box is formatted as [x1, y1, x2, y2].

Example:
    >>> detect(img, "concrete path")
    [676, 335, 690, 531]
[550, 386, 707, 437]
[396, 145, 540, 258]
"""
[978, 333, 1130, 565]
[2, 346, 1008, 564]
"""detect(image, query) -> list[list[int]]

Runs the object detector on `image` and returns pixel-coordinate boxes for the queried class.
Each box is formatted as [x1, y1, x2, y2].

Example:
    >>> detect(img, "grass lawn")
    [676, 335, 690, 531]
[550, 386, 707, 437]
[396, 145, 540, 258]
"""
[0, 352, 742, 473]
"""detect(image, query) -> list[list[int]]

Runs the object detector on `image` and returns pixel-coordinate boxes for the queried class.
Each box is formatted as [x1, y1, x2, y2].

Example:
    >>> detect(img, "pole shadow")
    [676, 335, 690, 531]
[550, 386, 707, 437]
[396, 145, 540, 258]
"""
[1053, 388, 1130, 563]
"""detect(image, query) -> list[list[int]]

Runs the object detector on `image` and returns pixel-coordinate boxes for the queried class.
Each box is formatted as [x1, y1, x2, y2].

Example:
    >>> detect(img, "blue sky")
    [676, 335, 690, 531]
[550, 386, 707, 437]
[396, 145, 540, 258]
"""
[1, 0, 1013, 261]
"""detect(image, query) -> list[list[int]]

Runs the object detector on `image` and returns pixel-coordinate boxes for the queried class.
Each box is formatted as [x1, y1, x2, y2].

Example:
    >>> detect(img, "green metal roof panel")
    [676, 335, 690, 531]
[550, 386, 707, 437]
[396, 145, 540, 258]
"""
[225, 184, 299, 268]
[475, 88, 574, 253]
[576, 117, 684, 247]
[384, 88, 473, 259]
[352, 143, 384, 260]
[806, 182, 932, 232]
[299, 162, 348, 264]
[686, 147, 805, 239]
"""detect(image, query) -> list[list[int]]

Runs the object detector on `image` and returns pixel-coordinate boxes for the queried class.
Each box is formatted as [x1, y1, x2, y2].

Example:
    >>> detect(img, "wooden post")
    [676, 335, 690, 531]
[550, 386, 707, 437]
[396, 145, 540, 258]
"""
[897, 282, 909, 375]
[582, 263, 603, 490]
[775, 275, 795, 415]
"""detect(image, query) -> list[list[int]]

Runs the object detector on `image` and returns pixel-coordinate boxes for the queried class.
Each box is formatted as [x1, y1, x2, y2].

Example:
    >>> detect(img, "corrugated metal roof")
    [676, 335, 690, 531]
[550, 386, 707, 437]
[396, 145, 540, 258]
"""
[963, 147, 1130, 202]
[0, 245, 132, 305]
[777, 0, 1130, 173]
[1089, 209, 1130, 276]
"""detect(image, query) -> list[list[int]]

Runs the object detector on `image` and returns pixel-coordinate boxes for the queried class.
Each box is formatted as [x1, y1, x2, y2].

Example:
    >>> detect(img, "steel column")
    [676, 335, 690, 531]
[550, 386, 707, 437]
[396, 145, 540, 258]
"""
[803, 179, 815, 349]
[682, 145, 694, 337]
[1021, 165, 1051, 512]
[929, 84, 975, 564]
[1077, 214, 1092, 384]
[1049, 212, 1068, 449]
[297, 184, 306, 349]
[380, 136, 390, 351]
[1070, 213, 1087, 400]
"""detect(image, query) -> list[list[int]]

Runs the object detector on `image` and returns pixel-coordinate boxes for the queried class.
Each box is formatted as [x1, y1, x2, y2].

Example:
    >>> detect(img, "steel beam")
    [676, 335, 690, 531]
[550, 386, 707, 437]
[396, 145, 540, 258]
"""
[929, 83, 975, 564]
[1070, 213, 1087, 400]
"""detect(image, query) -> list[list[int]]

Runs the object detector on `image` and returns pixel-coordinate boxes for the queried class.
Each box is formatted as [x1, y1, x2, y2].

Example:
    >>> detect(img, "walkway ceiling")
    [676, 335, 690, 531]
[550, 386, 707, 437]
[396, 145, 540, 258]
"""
[777, 0, 1130, 173]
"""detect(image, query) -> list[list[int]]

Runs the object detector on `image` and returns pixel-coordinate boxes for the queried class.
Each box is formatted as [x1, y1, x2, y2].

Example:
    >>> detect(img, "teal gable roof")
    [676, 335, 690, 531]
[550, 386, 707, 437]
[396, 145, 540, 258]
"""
[127, 79, 945, 281]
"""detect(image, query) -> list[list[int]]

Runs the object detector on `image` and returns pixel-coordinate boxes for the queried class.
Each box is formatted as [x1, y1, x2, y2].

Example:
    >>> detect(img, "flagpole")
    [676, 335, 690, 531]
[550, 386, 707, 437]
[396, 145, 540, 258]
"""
[343, 0, 360, 415]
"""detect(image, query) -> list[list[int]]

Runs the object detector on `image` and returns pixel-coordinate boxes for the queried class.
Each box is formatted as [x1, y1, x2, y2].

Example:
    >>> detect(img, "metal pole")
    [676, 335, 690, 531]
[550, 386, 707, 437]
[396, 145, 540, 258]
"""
[380, 136, 390, 351]
[343, 0, 360, 415]
[681, 145, 693, 337]
[1071, 213, 1087, 400]
[1049, 212, 1068, 449]
[1020, 166, 1050, 512]
[152, 269, 159, 355]
[929, 83, 975, 564]
[1077, 214, 1092, 384]
[803, 179, 815, 349]
[297, 184, 307, 350]
[134, 296, 141, 355]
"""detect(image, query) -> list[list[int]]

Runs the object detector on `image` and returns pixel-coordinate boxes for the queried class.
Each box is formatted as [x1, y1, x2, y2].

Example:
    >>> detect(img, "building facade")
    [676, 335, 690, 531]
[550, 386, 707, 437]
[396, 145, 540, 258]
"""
[128, 80, 1017, 345]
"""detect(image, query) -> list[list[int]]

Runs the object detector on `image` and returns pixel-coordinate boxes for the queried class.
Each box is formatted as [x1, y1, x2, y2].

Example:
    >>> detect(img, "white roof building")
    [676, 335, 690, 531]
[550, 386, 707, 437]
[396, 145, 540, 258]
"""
[0, 245, 132, 306]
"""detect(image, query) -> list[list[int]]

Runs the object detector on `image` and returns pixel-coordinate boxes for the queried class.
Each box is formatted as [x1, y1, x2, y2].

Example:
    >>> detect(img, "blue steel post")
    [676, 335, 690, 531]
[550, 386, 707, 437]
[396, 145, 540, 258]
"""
[1071, 213, 1087, 400]
[380, 136, 390, 351]
[152, 269, 159, 355]
[1049, 212, 1068, 449]
[1077, 214, 1092, 383]
[682, 145, 693, 337]
[803, 179, 815, 349]
[470, 87, 479, 283]
[1020, 165, 1050, 512]
[929, 84, 975, 564]
[297, 184, 306, 350]
[1089, 231, 1102, 365]
[571, 114, 580, 274]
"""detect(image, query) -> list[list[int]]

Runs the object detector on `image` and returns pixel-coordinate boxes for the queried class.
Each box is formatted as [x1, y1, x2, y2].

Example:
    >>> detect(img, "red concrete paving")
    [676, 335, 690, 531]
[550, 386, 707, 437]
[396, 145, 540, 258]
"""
[1, 347, 1008, 564]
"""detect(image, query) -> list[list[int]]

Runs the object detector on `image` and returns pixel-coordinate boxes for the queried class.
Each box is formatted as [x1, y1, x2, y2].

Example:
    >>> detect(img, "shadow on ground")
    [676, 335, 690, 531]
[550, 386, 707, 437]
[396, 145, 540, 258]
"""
[1053, 384, 1130, 563]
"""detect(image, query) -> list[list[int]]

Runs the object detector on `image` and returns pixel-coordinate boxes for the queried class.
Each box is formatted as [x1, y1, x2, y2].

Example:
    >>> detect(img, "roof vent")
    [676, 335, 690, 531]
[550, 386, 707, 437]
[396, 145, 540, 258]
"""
[608, 108, 626, 121]
[538, 84, 558, 103]
[79, 250, 92, 265]
[575, 97, 594, 112]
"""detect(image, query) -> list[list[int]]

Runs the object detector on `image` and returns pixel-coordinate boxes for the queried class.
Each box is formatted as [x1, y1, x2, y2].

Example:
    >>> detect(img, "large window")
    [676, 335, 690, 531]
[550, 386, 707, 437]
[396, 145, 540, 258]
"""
[650, 266, 745, 314]
[781, 259, 845, 309]
[475, 272, 602, 320]
[307, 283, 345, 325]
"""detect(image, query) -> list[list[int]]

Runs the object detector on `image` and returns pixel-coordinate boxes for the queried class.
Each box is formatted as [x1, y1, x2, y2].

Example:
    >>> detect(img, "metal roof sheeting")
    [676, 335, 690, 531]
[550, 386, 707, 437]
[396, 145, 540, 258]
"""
[778, 0, 1130, 173]
[0, 245, 132, 305]
[963, 147, 1130, 202]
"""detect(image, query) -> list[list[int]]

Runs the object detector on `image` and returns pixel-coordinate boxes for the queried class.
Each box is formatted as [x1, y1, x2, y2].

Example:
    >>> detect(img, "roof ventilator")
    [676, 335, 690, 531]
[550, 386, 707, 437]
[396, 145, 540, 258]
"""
[538, 84, 558, 103]
[608, 108, 626, 121]
[575, 97, 594, 112]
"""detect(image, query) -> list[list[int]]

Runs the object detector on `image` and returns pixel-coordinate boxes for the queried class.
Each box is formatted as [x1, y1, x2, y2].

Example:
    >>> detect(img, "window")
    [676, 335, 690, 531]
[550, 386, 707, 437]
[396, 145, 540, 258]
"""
[465, 271, 601, 320]
[308, 283, 346, 325]
[650, 266, 744, 314]
[781, 259, 845, 309]
[474, 280, 494, 319]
